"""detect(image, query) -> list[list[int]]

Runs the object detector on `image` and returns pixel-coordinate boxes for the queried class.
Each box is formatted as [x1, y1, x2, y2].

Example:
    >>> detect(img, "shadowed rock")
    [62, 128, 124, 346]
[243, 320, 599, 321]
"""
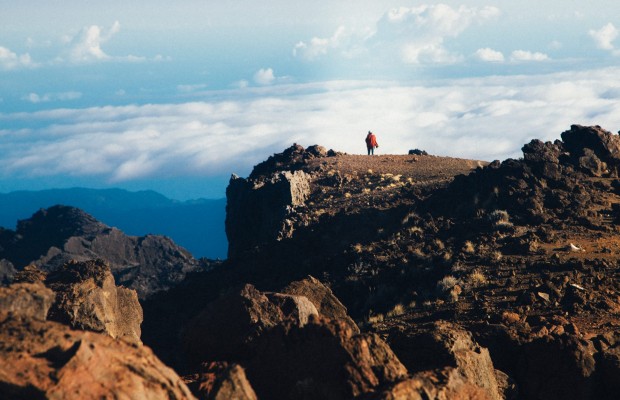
[0, 282, 54, 323]
[45, 259, 143, 343]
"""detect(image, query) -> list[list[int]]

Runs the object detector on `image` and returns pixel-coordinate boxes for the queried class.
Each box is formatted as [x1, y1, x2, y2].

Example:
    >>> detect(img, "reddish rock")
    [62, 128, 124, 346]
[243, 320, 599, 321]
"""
[0, 317, 195, 400]
[0, 281, 54, 322]
[386, 321, 503, 400]
[45, 259, 143, 343]
[185, 362, 257, 400]
[246, 316, 408, 400]
[282, 275, 360, 334]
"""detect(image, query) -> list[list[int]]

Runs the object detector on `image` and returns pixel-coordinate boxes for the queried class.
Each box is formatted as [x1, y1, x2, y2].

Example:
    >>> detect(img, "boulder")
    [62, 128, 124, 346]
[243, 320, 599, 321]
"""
[246, 316, 408, 400]
[0, 282, 54, 322]
[362, 368, 493, 400]
[561, 124, 620, 166]
[45, 259, 143, 343]
[386, 321, 503, 400]
[184, 362, 257, 400]
[226, 170, 311, 258]
[0, 317, 195, 400]
[578, 148, 606, 177]
[0, 259, 16, 284]
[182, 283, 317, 366]
[282, 275, 360, 334]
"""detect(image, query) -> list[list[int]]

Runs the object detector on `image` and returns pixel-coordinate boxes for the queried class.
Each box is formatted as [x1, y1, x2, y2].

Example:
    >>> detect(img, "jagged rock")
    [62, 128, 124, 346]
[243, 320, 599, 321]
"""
[184, 362, 257, 400]
[0, 205, 201, 299]
[387, 321, 503, 400]
[578, 148, 606, 177]
[182, 283, 317, 366]
[12, 264, 47, 283]
[0, 317, 195, 400]
[246, 316, 408, 399]
[226, 170, 311, 258]
[0, 282, 54, 322]
[362, 368, 493, 400]
[45, 259, 143, 343]
[0, 259, 16, 284]
[282, 275, 360, 334]
[408, 149, 429, 156]
[248, 144, 328, 179]
[561, 124, 620, 167]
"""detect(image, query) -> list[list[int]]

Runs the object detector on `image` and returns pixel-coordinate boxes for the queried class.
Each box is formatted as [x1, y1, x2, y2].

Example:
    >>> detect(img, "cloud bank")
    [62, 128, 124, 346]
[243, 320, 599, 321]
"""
[2, 67, 620, 187]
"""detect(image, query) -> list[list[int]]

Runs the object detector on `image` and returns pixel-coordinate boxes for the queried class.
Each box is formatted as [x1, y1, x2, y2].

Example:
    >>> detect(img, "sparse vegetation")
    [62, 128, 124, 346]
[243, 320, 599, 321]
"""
[462, 241, 475, 254]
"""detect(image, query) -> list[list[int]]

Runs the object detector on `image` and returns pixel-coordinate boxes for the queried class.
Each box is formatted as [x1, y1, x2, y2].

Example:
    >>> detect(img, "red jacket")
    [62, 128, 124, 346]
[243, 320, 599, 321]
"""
[365, 133, 378, 148]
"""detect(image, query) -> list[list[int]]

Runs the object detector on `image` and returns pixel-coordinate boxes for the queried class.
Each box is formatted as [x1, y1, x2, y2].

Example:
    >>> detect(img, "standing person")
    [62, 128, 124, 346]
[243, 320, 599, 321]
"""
[365, 131, 379, 155]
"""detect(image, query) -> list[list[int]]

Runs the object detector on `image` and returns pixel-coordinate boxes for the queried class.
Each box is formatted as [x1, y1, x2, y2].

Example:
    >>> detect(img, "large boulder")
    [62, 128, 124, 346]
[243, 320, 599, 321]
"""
[386, 321, 504, 400]
[0, 281, 54, 322]
[184, 362, 257, 400]
[282, 275, 360, 334]
[0, 317, 195, 400]
[246, 316, 408, 399]
[182, 283, 318, 366]
[561, 125, 620, 170]
[226, 170, 311, 258]
[45, 259, 143, 343]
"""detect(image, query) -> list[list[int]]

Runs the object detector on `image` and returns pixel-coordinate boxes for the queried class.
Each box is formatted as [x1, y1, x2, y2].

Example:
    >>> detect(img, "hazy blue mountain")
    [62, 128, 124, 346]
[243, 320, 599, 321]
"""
[0, 188, 227, 259]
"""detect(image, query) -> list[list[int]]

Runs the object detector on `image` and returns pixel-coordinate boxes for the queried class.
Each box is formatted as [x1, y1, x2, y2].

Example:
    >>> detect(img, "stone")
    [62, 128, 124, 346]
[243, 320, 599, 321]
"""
[184, 362, 257, 400]
[282, 275, 360, 334]
[246, 316, 408, 399]
[45, 259, 143, 343]
[386, 320, 503, 400]
[0, 317, 195, 400]
[0, 282, 54, 323]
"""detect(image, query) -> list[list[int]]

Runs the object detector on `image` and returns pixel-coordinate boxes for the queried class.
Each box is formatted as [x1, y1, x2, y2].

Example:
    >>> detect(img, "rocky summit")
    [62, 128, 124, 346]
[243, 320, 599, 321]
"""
[4, 124, 620, 399]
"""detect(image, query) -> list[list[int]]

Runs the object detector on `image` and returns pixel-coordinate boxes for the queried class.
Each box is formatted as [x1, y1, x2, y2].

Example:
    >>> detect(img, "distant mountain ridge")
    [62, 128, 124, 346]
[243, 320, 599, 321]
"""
[0, 188, 226, 259]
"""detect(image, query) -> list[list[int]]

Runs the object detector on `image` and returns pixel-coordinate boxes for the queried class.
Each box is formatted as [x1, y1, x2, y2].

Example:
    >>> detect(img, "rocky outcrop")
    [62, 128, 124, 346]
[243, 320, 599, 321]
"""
[386, 321, 504, 400]
[0, 281, 54, 322]
[0, 205, 202, 298]
[184, 362, 257, 400]
[0, 259, 16, 284]
[0, 317, 195, 400]
[246, 316, 408, 400]
[45, 259, 143, 343]
[282, 275, 360, 334]
[226, 170, 311, 258]
[182, 283, 318, 366]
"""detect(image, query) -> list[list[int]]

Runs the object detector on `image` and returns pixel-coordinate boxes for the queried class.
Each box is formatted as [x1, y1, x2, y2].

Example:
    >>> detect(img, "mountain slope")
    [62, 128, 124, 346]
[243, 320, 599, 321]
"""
[0, 188, 226, 259]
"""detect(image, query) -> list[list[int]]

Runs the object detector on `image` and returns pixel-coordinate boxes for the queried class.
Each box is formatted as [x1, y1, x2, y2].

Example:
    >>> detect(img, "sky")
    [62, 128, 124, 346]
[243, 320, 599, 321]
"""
[1, 1, 620, 200]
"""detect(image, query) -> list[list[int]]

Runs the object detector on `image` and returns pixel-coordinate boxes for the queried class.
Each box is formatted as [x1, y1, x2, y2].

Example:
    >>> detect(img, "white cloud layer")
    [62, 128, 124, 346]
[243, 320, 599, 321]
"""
[254, 68, 276, 85]
[589, 23, 618, 52]
[475, 48, 505, 62]
[510, 50, 550, 61]
[0, 46, 36, 70]
[2, 67, 620, 185]
[22, 91, 82, 103]
[63, 21, 145, 63]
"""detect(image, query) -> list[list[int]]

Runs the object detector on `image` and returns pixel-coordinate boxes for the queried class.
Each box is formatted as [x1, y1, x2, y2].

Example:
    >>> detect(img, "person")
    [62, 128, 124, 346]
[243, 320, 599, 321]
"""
[365, 131, 378, 155]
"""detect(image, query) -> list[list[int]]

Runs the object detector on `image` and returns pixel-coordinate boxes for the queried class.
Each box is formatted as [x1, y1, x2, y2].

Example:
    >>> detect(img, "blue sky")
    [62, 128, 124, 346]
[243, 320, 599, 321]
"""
[1, 1, 620, 199]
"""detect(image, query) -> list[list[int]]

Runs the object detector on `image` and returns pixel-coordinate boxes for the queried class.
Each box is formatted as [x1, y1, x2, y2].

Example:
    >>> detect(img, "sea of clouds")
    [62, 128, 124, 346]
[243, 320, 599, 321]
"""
[2, 67, 620, 186]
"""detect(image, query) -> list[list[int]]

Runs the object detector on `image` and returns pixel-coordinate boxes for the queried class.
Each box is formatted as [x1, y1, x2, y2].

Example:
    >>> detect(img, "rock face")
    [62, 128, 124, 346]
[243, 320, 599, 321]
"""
[182, 283, 318, 366]
[0, 281, 54, 322]
[246, 316, 408, 400]
[386, 321, 503, 400]
[0, 278, 195, 399]
[184, 362, 257, 400]
[281, 275, 360, 334]
[226, 170, 311, 258]
[45, 259, 143, 343]
[0, 205, 202, 298]
[0, 318, 195, 400]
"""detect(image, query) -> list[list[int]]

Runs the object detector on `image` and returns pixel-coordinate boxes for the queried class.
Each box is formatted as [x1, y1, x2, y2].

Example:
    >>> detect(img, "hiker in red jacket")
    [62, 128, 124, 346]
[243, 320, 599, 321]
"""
[365, 131, 378, 155]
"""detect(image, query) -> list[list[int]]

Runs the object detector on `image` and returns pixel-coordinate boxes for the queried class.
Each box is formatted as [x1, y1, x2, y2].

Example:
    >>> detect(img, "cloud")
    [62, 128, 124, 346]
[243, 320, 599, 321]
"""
[475, 48, 504, 62]
[254, 68, 276, 85]
[510, 50, 549, 62]
[589, 23, 618, 51]
[63, 21, 146, 63]
[293, 4, 500, 65]
[0, 46, 37, 70]
[177, 84, 209, 93]
[2, 67, 620, 186]
[22, 91, 82, 103]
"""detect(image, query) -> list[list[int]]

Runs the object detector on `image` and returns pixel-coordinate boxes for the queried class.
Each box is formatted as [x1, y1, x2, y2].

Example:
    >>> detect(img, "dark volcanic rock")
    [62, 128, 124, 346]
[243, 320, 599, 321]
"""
[246, 316, 408, 400]
[0, 317, 195, 400]
[184, 362, 257, 400]
[281, 275, 360, 334]
[226, 170, 311, 259]
[0, 205, 201, 298]
[386, 321, 503, 400]
[561, 124, 620, 168]
[45, 259, 143, 343]
[181, 283, 318, 366]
